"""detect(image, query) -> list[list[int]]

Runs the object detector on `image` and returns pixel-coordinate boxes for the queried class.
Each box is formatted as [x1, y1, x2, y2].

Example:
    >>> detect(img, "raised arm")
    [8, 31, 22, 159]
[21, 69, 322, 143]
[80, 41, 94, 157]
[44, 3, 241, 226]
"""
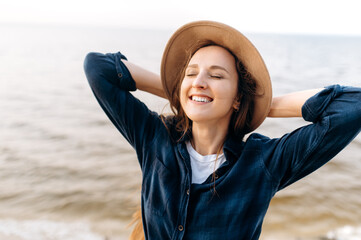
[268, 88, 324, 118]
[121, 60, 166, 98]
[260, 85, 361, 190]
[84, 52, 166, 168]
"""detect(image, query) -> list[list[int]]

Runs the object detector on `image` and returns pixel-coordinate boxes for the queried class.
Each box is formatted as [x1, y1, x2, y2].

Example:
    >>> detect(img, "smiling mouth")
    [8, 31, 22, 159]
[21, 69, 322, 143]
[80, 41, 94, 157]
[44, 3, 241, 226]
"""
[190, 96, 213, 103]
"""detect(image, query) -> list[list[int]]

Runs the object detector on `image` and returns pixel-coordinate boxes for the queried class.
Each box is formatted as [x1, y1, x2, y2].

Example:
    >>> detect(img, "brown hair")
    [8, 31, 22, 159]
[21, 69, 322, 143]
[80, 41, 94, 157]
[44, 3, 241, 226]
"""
[129, 43, 257, 239]
[129, 206, 144, 240]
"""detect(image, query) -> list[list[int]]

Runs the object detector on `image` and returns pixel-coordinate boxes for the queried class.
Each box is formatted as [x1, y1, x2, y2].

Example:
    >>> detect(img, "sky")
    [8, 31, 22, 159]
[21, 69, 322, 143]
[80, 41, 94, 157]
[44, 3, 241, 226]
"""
[1, 0, 361, 35]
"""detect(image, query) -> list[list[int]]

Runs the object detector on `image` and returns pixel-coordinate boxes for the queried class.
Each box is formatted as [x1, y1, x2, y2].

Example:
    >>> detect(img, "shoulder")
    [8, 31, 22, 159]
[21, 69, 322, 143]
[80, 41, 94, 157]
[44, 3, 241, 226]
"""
[243, 132, 282, 156]
[224, 132, 274, 158]
[245, 132, 273, 145]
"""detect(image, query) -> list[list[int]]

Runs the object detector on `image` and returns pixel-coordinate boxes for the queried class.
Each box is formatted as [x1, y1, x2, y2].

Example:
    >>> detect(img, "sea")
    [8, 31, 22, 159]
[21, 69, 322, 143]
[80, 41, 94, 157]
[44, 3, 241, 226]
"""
[1, 22, 360, 240]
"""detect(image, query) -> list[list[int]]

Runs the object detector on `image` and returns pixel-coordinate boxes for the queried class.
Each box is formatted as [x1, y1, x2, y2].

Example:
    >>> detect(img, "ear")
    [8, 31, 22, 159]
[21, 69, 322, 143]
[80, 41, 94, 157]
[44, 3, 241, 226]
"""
[233, 98, 240, 112]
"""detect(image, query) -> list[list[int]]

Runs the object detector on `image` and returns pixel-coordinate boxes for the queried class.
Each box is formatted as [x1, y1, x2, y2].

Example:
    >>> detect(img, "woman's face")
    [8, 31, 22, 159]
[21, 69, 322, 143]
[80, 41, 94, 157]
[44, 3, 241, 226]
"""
[180, 45, 239, 126]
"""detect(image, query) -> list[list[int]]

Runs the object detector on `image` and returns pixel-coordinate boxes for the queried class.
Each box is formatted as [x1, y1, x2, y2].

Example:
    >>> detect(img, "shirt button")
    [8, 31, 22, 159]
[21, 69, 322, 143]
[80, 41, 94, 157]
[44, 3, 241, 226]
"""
[118, 73, 122, 78]
[178, 225, 184, 231]
[186, 189, 190, 195]
[214, 174, 219, 180]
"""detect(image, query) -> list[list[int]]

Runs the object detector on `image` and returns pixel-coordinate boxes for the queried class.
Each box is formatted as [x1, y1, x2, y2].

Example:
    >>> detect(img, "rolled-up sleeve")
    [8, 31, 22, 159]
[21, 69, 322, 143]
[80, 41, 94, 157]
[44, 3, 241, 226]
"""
[84, 52, 137, 91]
[261, 85, 361, 191]
[83, 52, 163, 168]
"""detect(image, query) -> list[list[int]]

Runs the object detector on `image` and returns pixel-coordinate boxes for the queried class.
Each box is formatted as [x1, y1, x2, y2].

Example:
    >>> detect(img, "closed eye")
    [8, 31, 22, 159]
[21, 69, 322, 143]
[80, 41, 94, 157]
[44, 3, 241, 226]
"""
[186, 73, 197, 77]
[210, 75, 223, 79]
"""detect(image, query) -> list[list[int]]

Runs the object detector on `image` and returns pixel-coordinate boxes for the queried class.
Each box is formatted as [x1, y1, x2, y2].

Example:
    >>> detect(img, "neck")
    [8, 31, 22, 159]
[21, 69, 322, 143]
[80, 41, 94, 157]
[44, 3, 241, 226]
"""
[191, 121, 229, 156]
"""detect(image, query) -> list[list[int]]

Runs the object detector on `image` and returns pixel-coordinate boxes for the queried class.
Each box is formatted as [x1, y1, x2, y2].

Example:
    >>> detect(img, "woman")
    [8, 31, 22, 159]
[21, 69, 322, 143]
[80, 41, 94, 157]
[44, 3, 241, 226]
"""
[84, 21, 361, 240]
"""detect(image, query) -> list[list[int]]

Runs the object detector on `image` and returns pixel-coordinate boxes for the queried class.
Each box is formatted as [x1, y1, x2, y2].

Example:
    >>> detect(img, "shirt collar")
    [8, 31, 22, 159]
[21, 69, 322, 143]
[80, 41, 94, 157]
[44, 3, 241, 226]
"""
[178, 132, 244, 164]
[223, 135, 245, 162]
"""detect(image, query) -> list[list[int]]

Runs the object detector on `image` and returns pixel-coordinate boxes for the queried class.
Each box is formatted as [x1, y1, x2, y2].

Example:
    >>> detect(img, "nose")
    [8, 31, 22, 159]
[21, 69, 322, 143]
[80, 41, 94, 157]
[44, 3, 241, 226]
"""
[192, 72, 207, 89]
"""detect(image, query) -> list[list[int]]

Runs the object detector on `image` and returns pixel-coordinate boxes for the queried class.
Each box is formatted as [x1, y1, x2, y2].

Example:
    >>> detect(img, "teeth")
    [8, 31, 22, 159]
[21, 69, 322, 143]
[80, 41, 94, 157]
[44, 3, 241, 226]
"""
[192, 96, 211, 103]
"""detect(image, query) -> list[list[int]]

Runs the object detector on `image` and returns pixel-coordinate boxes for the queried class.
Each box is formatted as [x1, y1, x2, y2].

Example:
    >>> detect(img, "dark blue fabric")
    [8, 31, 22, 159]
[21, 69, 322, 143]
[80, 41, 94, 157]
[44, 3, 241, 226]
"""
[84, 52, 361, 240]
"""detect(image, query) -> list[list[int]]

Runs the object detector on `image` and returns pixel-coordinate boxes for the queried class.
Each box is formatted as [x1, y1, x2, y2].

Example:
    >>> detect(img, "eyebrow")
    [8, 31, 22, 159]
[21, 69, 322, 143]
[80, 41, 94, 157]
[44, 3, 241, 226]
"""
[187, 64, 230, 74]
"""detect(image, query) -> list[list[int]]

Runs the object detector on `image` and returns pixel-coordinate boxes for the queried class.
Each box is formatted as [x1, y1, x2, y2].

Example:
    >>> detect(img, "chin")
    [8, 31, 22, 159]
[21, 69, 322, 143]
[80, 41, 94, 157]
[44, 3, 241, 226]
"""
[185, 113, 209, 123]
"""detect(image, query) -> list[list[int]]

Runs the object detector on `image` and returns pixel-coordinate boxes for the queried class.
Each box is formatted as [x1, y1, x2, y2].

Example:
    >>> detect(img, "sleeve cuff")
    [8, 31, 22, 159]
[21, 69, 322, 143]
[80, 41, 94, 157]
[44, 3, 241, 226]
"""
[302, 85, 343, 122]
[108, 52, 137, 92]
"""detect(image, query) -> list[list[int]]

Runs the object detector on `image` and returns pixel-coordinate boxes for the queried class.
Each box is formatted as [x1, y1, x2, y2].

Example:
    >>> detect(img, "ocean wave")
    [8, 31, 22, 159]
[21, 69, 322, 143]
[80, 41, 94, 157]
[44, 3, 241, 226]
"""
[0, 219, 104, 240]
[324, 225, 361, 240]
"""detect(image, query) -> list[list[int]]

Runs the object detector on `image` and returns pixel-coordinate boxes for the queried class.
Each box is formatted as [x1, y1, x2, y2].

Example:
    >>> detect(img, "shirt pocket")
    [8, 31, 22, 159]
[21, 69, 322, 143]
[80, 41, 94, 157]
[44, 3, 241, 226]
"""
[142, 158, 175, 216]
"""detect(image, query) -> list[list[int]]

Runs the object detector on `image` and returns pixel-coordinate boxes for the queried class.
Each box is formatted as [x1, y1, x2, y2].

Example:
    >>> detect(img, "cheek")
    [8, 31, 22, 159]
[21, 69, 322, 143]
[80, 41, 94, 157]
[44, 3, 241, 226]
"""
[215, 83, 238, 110]
[179, 80, 189, 103]
[228, 80, 239, 102]
[217, 82, 238, 100]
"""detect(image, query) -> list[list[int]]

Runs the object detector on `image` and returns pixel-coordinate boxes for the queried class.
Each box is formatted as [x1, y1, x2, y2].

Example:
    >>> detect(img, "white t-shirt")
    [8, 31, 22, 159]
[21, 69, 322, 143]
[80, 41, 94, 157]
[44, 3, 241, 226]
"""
[186, 141, 226, 184]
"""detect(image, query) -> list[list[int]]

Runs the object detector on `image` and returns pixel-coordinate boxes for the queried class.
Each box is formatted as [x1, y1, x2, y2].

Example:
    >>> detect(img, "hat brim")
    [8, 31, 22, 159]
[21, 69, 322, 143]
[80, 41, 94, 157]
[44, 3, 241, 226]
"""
[161, 20, 272, 133]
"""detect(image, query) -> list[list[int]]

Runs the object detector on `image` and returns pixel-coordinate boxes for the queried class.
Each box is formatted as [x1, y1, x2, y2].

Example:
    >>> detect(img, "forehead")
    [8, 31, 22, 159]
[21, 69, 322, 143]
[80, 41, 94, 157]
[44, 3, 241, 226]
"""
[188, 45, 236, 67]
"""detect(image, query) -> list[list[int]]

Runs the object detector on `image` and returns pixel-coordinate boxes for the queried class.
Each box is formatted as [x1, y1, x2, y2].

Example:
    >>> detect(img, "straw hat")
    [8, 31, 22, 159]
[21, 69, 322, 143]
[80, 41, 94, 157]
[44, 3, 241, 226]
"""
[161, 20, 272, 132]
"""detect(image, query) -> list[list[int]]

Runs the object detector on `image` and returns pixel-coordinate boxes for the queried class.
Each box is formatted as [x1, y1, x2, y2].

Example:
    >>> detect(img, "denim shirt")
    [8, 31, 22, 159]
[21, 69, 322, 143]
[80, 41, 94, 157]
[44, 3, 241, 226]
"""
[84, 52, 361, 240]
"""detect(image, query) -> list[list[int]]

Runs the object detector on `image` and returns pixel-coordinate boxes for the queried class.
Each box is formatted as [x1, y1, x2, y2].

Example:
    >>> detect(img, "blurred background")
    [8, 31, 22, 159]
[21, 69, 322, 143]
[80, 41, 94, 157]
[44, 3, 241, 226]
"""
[1, 0, 360, 239]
